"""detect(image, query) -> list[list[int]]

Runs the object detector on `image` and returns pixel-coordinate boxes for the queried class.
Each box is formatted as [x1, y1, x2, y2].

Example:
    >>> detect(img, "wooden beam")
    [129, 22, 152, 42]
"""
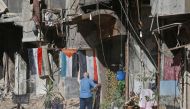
[157, 37, 161, 109]
[125, 31, 130, 101]
[162, 43, 190, 52]
[125, 0, 129, 101]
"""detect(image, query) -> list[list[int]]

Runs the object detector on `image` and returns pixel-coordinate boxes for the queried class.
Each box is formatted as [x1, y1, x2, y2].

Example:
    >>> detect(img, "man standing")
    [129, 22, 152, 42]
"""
[79, 72, 100, 109]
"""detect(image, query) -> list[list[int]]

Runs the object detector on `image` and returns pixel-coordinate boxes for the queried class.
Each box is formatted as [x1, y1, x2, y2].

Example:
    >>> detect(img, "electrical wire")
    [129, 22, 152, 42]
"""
[136, 0, 141, 28]
[156, 13, 160, 34]
[99, 1, 112, 9]
[152, 23, 182, 32]
[152, 23, 182, 54]
[129, 41, 156, 76]
[120, 2, 123, 67]
[150, 0, 159, 31]
[70, 0, 77, 9]
[153, 33, 161, 51]
[96, 0, 108, 67]
[118, 0, 158, 70]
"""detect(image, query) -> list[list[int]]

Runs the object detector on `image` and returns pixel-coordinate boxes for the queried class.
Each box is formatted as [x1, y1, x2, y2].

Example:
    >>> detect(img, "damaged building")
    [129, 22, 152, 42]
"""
[0, 0, 189, 109]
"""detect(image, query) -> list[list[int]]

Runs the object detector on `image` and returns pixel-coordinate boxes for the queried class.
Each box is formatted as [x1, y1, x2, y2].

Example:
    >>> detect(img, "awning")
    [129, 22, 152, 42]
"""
[71, 9, 126, 39]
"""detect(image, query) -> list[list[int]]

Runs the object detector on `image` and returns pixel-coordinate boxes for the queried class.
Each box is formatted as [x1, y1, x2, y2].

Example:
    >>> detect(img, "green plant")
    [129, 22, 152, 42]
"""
[117, 81, 125, 95]
[100, 69, 118, 109]
[113, 80, 125, 108]
[100, 101, 111, 109]
[43, 77, 65, 109]
[100, 69, 126, 109]
[44, 79, 54, 109]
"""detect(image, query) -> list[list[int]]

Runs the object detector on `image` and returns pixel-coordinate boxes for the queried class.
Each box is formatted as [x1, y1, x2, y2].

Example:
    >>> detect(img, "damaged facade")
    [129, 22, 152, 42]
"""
[150, 0, 190, 109]
[0, 0, 189, 109]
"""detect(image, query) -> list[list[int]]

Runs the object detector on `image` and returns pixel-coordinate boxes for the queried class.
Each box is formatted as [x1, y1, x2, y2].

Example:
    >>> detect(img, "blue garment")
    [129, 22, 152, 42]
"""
[80, 77, 96, 98]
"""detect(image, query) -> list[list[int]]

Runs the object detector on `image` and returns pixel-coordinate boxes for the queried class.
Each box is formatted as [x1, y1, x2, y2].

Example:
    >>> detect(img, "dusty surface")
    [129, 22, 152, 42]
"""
[0, 96, 79, 109]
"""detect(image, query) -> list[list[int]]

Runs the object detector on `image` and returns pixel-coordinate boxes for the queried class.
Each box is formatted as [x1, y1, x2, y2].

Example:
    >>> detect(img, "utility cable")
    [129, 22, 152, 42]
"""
[99, 2, 112, 9]
[96, 0, 108, 67]
[136, 0, 141, 29]
[120, 2, 123, 68]
[150, 0, 159, 31]
[118, 0, 158, 70]
[129, 41, 156, 76]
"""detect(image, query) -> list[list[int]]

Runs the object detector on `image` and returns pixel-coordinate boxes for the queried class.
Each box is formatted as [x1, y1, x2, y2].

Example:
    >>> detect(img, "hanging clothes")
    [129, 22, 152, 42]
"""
[163, 56, 181, 80]
[14, 53, 27, 95]
[58, 49, 101, 99]
[28, 48, 46, 95]
[37, 47, 51, 78]
[58, 49, 79, 99]
[85, 50, 98, 82]
[28, 48, 37, 94]
[78, 50, 87, 79]
[160, 80, 179, 96]
[78, 49, 99, 82]
[59, 49, 99, 82]
[139, 89, 157, 109]
[59, 49, 78, 78]
[3, 52, 15, 93]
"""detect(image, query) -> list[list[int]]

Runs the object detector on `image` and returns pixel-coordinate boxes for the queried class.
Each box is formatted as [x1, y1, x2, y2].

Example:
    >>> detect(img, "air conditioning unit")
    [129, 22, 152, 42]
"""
[151, 0, 190, 16]
[42, 9, 65, 37]
[42, 9, 63, 26]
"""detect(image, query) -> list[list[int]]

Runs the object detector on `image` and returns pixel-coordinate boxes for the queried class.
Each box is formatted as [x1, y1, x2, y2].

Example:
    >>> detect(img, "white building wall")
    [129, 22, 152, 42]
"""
[129, 36, 156, 94]
[151, 0, 188, 16]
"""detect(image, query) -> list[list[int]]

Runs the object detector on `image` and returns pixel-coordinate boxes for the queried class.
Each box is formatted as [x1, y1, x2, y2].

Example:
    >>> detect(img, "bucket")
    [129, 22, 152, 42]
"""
[116, 70, 125, 81]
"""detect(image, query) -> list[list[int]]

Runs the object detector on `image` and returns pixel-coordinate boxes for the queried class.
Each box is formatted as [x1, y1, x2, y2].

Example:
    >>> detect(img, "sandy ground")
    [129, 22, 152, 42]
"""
[0, 96, 79, 109]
